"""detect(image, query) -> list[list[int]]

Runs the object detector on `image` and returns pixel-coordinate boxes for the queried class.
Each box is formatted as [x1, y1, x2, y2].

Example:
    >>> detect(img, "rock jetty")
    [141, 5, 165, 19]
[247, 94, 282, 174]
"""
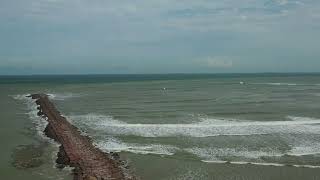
[30, 94, 135, 180]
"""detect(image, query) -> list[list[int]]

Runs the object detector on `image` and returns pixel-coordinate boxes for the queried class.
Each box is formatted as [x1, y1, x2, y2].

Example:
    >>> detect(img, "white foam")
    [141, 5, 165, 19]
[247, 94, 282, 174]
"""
[185, 141, 320, 166]
[187, 146, 320, 168]
[253, 82, 320, 86]
[289, 146, 320, 156]
[202, 160, 320, 168]
[11, 94, 31, 100]
[69, 114, 320, 137]
[47, 93, 81, 101]
[185, 147, 283, 161]
[11, 93, 81, 101]
[12, 94, 49, 139]
[287, 140, 320, 156]
[95, 137, 177, 156]
[68, 114, 125, 126]
[253, 83, 299, 86]
[287, 116, 320, 121]
[63, 113, 320, 166]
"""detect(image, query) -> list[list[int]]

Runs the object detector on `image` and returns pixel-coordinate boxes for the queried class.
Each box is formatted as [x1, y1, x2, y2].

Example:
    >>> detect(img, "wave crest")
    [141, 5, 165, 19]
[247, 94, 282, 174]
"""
[47, 93, 81, 100]
[68, 114, 320, 137]
[95, 137, 178, 156]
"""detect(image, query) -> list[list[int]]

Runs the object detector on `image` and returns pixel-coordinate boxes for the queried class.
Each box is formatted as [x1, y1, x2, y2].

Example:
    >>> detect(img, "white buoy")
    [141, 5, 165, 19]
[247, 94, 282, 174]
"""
[240, 81, 244, 85]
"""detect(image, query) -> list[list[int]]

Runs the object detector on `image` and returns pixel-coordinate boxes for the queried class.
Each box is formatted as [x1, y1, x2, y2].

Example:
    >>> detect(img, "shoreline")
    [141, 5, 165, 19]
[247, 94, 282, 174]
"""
[30, 94, 135, 180]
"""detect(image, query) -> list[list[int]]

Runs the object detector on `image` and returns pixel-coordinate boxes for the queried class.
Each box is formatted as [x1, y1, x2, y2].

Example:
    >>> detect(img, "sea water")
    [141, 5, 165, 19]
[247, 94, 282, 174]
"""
[2, 73, 320, 180]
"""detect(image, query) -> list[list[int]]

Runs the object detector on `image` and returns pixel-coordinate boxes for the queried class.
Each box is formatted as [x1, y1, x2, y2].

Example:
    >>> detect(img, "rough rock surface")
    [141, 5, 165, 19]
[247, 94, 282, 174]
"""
[30, 94, 135, 180]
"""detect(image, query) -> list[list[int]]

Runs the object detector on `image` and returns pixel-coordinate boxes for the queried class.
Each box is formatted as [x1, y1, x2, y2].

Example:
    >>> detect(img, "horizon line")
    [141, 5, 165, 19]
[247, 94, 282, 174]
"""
[1, 72, 320, 76]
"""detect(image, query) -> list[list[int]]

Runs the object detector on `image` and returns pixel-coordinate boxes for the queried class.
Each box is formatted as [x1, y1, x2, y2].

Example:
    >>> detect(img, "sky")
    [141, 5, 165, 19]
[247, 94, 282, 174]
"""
[0, 0, 320, 75]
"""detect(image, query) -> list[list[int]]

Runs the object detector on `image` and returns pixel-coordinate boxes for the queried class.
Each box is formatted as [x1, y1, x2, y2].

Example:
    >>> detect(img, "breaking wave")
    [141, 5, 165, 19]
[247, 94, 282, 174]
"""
[12, 93, 81, 101]
[68, 114, 320, 138]
[95, 137, 178, 156]
[47, 93, 81, 101]
[185, 143, 320, 168]
[252, 82, 320, 86]
[256, 83, 298, 86]
[185, 147, 282, 161]
[202, 160, 320, 168]
[287, 142, 320, 156]
[68, 113, 320, 167]
[11, 94, 49, 140]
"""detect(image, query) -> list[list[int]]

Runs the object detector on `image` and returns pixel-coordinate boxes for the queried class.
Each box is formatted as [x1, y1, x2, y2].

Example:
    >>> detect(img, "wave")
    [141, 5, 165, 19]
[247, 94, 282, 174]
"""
[47, 93, 81, 101]
[95, 137, 177, 156]
[12, 94, 49, 140]
[67, 114, 320, 164]
[68, 114, 320, 138]
[185, 147, 283, 161]
[186, 145, 320, 160]
[94, 137, 320, 167]
[12, 95, 177, 156]
[251, 83, 298, 86]
[93, 136, 320, 165]
[11, 94, 31, 100]
[186, 145, 320, 167]
[95, 139, 320, 168]
[68, 114, 125, 126]
[202, 160, 320, 168]
[287, 141, 320, 156]
[252, 83, 320, 86]
[11, 93, 81, 101]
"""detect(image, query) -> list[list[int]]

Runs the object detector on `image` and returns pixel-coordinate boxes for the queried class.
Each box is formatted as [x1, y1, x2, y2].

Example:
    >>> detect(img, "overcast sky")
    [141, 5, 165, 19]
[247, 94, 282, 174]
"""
[0, 0, 320, 74]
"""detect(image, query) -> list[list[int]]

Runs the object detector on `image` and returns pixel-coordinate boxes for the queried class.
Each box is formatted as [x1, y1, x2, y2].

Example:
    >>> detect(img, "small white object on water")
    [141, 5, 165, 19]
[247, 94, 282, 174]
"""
[240, 81, 245, 85]
[163, 88, 166, 90]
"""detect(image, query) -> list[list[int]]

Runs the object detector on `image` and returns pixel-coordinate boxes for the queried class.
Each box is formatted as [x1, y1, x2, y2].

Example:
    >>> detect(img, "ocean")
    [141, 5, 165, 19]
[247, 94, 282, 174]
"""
[1, 73, 320, 180]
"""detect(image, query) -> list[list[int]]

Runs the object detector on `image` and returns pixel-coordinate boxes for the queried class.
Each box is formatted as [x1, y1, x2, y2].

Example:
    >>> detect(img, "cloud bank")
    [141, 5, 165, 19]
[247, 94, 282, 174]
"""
[0, 0, 320, 74]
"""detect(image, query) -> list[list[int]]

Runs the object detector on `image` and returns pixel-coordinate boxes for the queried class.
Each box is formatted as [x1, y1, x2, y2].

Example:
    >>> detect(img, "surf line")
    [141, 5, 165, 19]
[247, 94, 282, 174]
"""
[29, 94, 136, 180]
[202, 160, 320, 169]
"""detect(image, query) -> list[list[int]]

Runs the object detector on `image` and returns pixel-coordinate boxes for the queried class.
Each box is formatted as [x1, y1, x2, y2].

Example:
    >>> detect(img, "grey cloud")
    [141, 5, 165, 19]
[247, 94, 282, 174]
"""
[1, 0, 320, 74]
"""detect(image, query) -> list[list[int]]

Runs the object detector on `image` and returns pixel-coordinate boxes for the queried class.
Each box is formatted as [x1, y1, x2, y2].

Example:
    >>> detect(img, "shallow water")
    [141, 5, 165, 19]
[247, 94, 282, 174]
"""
[2, 74, 320, 179]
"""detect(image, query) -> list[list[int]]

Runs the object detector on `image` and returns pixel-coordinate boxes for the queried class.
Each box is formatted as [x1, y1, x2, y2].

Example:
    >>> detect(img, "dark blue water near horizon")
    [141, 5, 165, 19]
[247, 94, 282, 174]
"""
[1, 73, 320, 84]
